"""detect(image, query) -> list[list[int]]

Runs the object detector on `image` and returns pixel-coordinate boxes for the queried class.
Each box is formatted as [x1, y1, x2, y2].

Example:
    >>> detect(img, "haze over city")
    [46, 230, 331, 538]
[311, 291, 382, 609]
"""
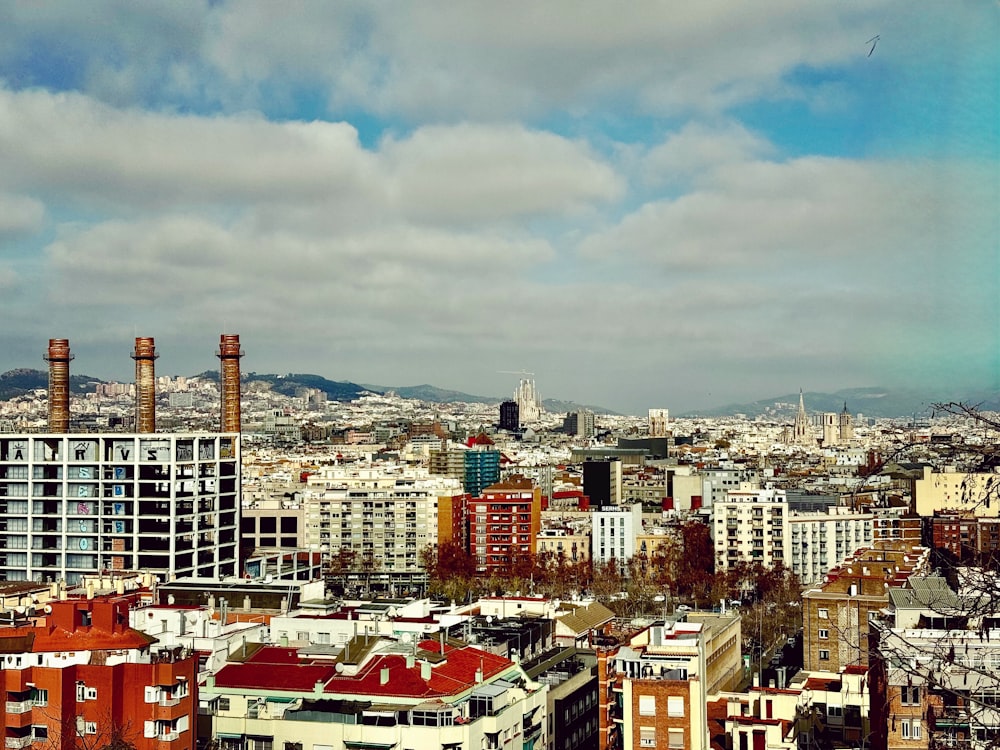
[0, 2, 996, 415]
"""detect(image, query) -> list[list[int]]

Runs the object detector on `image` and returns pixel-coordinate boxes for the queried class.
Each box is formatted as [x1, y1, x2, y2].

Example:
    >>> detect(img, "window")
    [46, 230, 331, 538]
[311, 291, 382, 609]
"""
[667, 696, 684, 718]
[638, 695, 656, 716]
[912, 720, 921, 739]
[668, 729, 684, 749]
[32, 727, 48, 740]
[819, 650, 830, 661]
[901, 720, 910, 739]
[640, 727, 656, 747]
[818, 608, 829, 619]
[818, 629, 829, 639]
[900, 686, 920, 705]
[248, 738, 273, 750]
[30, 688, 48, 707]
[217, 697, 231, 712]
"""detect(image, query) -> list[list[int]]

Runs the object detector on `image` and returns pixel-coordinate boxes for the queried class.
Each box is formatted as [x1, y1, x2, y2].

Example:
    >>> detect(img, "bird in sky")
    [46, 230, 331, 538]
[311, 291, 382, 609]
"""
[867, 35, 880, 57]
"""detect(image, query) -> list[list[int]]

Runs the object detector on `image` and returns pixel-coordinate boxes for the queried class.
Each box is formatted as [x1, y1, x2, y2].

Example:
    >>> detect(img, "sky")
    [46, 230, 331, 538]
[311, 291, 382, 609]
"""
[0, 1, 996, 415]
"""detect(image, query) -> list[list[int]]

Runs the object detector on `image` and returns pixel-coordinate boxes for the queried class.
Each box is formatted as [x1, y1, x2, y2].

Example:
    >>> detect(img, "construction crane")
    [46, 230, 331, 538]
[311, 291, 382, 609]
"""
[497, 370, 535, 377]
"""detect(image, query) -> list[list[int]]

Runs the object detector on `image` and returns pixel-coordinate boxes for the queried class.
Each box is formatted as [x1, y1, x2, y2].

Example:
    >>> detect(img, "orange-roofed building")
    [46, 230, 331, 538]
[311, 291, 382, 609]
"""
[0, 595, 196, 750]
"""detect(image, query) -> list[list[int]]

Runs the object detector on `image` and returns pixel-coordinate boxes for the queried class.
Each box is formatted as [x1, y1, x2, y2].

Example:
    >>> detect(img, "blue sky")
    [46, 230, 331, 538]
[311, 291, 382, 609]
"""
[0, 1, 996, 414]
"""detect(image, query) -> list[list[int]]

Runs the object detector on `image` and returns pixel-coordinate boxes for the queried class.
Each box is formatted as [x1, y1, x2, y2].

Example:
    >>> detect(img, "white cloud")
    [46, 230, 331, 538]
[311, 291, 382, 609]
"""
[0, 88, 380, 211]
[382, 123, 623, 223]
[580, 157, 992, 272]
[641, 121, 775, 188]
[0, 0, 909, 119]
[0, 88, 619, 228]
[0, 193, 44, 239]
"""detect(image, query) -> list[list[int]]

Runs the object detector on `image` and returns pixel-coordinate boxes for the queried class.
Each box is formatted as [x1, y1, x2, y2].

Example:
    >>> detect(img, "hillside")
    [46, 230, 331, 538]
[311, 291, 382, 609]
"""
[197, 371, 372, 402]
[0, 369, 100, 400]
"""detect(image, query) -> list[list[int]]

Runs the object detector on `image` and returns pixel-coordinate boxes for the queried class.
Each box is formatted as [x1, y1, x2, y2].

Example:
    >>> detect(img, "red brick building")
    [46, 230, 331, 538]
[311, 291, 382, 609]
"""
[469, 476, 542, 576]
[0, 595, 196, 750]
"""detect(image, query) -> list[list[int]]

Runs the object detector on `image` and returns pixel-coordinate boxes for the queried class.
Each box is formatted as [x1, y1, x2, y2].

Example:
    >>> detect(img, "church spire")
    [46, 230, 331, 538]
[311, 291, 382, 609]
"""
[792, 388, 811, 445]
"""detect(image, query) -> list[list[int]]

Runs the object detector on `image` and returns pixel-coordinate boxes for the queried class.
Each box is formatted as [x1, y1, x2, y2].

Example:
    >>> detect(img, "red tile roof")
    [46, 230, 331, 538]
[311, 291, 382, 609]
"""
[215, 641, 514, 699]
[0, 624, 156, 652]
[215, 662, 337, 691]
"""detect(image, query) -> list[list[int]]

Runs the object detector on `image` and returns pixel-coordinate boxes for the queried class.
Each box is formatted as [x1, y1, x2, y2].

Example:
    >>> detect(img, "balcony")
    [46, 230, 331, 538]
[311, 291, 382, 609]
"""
[3, 701, 30, 714]
[5, 738, 32, 749]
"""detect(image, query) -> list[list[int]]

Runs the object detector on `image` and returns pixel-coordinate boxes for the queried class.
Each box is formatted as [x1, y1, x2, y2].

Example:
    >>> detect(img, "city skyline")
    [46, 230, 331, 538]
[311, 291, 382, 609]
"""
[0, 2, 996, 415]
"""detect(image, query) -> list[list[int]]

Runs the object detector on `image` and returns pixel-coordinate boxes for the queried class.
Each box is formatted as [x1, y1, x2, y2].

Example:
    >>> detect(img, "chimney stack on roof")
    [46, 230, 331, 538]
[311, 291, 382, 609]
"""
[43, 338, 73, 433]
[217, 334, 243, 433]
[131, 337, 158, 433]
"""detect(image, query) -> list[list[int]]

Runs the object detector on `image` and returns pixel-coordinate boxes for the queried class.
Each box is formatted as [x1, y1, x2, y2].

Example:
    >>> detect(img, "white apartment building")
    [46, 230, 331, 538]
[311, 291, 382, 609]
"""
[788, 508, 873, 584]
[0, 433, 240, 584]
[713, 489, 873, 584]
[303, 464, 465, 577]
[592, 503, 642, 567]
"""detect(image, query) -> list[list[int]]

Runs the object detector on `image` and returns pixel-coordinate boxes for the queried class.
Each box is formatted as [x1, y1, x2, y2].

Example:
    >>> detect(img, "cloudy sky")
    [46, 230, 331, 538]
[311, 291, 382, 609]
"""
[0, 2, 996, 414]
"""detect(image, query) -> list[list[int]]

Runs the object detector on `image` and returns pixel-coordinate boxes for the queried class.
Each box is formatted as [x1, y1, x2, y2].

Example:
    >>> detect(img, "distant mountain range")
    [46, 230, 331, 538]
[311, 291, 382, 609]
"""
[2, 368, 995, 419]
[362, 383, 619, 415]
[679, 386, 1000, 420]
[0, 369, 617, 414]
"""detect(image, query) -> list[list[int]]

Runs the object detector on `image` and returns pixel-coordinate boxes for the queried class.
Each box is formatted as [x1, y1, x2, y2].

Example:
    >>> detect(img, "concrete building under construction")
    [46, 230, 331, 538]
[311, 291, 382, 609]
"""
[0, 336, 243, 585]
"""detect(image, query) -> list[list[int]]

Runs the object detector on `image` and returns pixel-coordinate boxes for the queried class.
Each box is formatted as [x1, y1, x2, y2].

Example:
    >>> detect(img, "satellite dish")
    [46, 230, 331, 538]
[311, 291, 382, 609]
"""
[401, 633, 413, 643]
[335, 662, 345, 673]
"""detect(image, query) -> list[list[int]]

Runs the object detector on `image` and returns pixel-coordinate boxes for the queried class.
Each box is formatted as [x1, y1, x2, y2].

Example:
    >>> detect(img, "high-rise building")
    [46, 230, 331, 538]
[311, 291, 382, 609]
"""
[712, 488, 876, 584]
[0, 337, 242, 585]
[499, 399, 520, 431]
[591, 503, 642, 567]
[302, 464, 466, 588]
[468, 475, 542, 575]
[583, 459, 622, 508]
[563, 410, 595, 439]
[464, 442, 501, 497]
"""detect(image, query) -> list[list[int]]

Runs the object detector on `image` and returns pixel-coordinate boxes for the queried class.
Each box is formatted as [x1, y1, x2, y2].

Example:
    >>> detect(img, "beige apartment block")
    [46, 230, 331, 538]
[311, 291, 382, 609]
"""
[914, 466, 1000, 517]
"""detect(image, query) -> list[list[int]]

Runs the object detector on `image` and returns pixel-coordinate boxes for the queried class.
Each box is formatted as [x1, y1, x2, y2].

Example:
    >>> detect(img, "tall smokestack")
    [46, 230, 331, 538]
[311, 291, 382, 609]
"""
[43, 339, 73, 433]
[131, 337, 158, 433]
[217, 334, 243, 433]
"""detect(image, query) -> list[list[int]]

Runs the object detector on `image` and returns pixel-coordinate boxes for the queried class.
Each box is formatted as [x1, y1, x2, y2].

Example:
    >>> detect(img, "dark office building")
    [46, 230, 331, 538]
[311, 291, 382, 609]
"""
[499, 400, 520, 431]
[582, 459, 620, 509]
